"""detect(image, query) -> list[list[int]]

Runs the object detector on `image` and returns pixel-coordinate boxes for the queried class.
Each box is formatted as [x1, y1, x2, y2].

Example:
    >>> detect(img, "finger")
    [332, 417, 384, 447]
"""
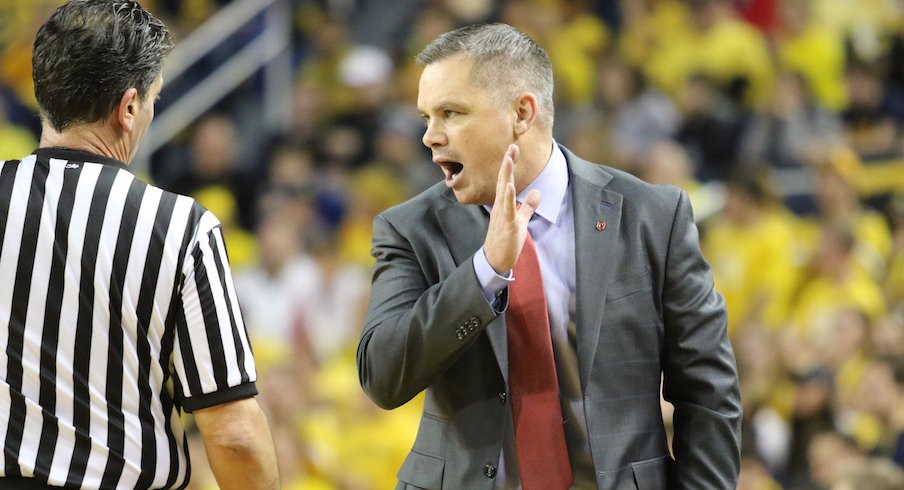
[504, 182, 517, 215]
[508, 143, 520, 169]
[494, 148, 514, 207]
[517, 188, 541, 219]
[503, 144, 518, 187]
[495, 145, 519, 213]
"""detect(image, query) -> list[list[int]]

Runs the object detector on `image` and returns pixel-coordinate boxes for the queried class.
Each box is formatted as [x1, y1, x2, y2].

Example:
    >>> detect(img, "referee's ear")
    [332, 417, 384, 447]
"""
[117, 87, 140, 134]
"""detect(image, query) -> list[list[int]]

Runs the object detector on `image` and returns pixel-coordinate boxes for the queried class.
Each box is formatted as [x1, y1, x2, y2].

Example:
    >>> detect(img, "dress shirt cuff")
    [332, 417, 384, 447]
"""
[474, 246, 513, 309]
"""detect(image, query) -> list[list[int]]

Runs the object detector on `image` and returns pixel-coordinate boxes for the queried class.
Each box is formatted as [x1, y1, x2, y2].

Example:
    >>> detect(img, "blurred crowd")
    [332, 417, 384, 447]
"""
[4, 0, 904, 489]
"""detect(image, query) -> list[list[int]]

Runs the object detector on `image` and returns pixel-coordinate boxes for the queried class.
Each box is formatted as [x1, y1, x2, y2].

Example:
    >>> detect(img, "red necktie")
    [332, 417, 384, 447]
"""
[507, 232, 573, 490]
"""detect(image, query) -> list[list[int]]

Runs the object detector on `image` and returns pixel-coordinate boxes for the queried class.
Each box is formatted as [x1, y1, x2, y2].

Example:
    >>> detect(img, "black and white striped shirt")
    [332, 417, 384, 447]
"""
[0, 147, 258, 489]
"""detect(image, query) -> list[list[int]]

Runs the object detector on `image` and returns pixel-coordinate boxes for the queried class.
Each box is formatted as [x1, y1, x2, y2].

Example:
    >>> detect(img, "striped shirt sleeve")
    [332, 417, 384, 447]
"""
[173, 209, 257, 412]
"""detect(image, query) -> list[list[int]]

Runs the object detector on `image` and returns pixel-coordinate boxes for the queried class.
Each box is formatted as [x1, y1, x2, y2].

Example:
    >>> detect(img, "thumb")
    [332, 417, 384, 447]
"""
[518, 189, 541, 219]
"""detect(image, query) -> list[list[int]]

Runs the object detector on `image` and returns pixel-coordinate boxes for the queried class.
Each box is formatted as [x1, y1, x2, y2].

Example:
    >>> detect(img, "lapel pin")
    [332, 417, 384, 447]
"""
[596, 220, 606, 231]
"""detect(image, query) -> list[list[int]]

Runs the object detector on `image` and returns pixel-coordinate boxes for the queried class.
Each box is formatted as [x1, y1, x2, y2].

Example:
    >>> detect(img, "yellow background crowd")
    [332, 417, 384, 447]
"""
[3, 0, 904, 489]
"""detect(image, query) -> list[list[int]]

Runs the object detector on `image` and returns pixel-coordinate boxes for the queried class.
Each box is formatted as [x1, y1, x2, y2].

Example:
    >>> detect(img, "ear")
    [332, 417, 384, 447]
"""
[513, 92, 538, 137]
[116, 87, 140, 133]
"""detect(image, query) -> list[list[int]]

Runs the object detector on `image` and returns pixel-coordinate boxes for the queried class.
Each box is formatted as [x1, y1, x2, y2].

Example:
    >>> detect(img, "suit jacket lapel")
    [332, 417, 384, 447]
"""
[435, 190, 487, 265]
[435, 191, 509, 380]
[567, 150, 623, 392]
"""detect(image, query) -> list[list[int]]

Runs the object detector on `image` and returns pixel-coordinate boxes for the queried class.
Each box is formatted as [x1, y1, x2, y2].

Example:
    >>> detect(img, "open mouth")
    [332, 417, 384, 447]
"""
[436, 160, 464, 188]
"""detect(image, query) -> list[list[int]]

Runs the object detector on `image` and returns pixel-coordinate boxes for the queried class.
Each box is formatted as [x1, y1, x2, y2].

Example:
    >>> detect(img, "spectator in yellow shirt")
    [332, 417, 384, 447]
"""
[645, 0, 774, 108]
[790, 225, 886, 342]
[618, 0, 691, 70]
[774, 0, 848, 111]
[813, 152, 893, 278]
[703, 167, 800, 334]
[884, 194, 904, 303]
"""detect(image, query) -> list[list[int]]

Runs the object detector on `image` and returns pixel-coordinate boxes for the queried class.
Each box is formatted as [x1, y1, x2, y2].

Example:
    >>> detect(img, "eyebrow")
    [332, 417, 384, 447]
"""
[420, 100, 469, 114]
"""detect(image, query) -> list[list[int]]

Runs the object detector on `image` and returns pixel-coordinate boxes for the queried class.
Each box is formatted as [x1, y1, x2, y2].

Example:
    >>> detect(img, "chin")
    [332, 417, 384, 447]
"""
[453, 189, 477, 205]
[454, 190, 491, 206]
[452, 190, 473, 204]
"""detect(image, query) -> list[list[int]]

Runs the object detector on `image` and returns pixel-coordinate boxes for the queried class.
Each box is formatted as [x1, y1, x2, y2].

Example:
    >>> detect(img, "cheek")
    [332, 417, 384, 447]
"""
[464, 140, 497, 171]
[456, 119, 510, 176]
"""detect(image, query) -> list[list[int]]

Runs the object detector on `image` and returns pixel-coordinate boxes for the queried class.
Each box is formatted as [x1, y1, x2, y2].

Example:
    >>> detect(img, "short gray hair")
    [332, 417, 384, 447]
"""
[416, 23, 554, 128]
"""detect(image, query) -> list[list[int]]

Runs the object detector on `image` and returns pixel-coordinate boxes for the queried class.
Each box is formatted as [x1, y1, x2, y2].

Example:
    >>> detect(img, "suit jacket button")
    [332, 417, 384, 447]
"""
[484, 464, 497, 478]
[498, 392, 507, 404]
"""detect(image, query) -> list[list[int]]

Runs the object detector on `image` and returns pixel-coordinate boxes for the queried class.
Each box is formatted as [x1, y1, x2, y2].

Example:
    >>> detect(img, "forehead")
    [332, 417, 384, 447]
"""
[417, 55, 489, 111]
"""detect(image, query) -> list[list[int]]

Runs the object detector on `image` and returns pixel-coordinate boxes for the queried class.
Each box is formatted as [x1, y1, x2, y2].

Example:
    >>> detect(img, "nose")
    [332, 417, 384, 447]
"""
[422, 120, 446, 149]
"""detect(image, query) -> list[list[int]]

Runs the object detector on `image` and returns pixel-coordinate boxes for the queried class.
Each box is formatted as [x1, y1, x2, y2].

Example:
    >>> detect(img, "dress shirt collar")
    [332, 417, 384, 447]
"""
[515, 141, 568, 225]
[483, 141, 568, 224]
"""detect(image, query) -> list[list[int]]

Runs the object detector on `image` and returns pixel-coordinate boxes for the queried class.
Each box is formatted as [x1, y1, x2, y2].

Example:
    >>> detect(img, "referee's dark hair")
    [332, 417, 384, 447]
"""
[32, 0, 174, 131]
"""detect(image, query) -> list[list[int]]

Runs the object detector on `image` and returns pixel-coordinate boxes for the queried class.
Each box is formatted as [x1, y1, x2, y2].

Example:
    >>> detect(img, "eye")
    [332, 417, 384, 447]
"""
[444, 110, 457, 118]
[421, 114, 430, 126]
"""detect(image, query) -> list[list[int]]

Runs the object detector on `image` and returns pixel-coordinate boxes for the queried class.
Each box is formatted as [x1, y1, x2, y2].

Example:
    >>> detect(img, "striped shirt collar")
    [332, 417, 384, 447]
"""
[34, 147, 130, 171]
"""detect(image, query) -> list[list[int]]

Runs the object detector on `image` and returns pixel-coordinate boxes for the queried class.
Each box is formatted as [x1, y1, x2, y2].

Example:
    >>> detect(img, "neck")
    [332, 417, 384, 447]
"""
[514, 135, 554, 194]
[39, 120, 131, 164]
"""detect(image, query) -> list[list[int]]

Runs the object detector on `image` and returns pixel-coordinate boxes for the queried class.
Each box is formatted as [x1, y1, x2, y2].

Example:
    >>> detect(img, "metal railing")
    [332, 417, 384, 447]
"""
[133, 0, 293, 174]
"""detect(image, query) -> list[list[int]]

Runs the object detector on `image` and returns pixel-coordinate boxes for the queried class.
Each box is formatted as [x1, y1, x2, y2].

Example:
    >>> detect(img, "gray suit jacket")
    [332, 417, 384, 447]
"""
[357, 147, 742, 489]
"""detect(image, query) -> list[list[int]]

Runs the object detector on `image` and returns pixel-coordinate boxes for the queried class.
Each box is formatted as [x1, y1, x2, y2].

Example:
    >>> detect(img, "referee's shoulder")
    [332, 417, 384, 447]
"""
[142, 178, 225, 237]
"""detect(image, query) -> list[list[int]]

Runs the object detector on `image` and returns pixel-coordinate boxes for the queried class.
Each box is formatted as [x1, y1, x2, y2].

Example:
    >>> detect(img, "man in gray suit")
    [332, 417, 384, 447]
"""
[357, 23, 741, 490]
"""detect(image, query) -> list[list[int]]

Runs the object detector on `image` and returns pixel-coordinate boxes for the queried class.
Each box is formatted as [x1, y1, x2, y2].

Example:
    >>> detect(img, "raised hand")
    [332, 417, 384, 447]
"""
[483, 144, 541, 274]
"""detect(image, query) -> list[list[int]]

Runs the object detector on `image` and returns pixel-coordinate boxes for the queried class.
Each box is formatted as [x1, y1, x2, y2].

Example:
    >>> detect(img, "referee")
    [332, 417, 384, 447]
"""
[0, 1, 279, 489]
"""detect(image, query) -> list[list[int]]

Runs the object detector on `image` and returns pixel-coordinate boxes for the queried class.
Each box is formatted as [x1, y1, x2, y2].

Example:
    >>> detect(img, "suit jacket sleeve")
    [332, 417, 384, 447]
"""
[661, 190, 742, 488]
[357, 213, 500, 409]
